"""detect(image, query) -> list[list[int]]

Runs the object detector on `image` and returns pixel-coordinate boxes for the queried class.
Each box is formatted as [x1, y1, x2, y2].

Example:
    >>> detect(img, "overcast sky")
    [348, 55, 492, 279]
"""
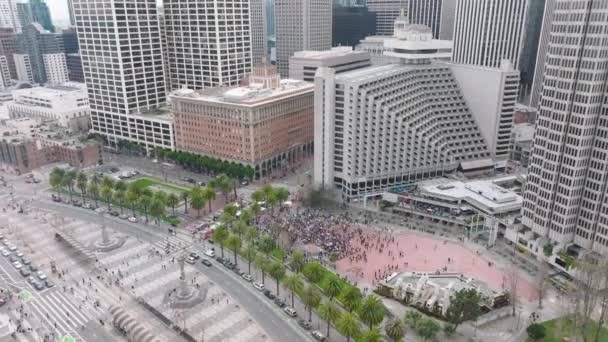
[50, 0, 164, 28]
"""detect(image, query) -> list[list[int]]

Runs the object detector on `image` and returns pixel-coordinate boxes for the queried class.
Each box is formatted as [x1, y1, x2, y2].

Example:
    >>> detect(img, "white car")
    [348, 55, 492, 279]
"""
[15, 251, 23, 258]
[241, 273, 253, 282]
[252, 282, 264, 291]
[36, 271, 47, 280]
[128, 217, 138, 223]
[12, 262, 22, 270]
[204, 249, 215, 258]
[95, 207, 106, 214]
[8, 245, 17, 252]
[119, 214, 128, 220]
[1, 250, 10, 257]
[186, 257, 196, 264]
[283, 307, 297, 317]
[82, 203, 92, 209]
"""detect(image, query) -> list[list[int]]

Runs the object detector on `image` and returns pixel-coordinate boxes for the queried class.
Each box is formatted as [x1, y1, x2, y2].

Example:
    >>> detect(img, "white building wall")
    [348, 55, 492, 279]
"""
[449, 60, 519, 159]
[0, 0, 19, 33]
[452, 0, 527, 69]
[0, 55, 11, 88]
[13, 54, 32, 82]
[42, 53, 69, 85]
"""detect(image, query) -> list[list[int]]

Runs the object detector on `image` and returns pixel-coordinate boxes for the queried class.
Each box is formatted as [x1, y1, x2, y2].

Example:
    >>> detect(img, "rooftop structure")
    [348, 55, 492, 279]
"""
[289, 47, 371, 82]
[171, 65, 314, 177]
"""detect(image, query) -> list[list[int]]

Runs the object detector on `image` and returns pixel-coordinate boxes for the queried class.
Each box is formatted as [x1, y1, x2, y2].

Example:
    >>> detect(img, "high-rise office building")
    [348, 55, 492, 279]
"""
[250, 0, 267, 65]
[66, 53, 82, 83]
[518, 0, 545, 104]
[452, 0, 527, 69]
[0, 0, 19, 33]
[275, 0, 332, 77]
[529, 0, 556, 109]
[17, 0, 54, 33]
[73, 0, 173, 150]
[408, 0, 456, 40]
[332, 5, 376, 47]
[16, 23, 66, 84]
[157, 7, 171, 94]
[67, 0, 75, 26]
[60, 28, 78, 53]
[522, 0, 608, 256]
[163, 0, 252, 91]
[367, 0, 407, 36]
[0, 27, 16, 80]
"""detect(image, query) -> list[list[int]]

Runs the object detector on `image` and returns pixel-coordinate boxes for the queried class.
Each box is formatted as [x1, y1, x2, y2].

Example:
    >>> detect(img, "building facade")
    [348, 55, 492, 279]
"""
[274, 0, 332, 77]
[73, 0, 172, 150]
[518, 0, 546, 104]
[408, 0, 456, 40]
[171, 65, 313, 177]
[0, 0, 19, 33]
[163, 0, 252, 91]
[529, 0, 556, 109]
[367, 0, 407, 36]
[288, 47, 371, 82]
[0, 27, 16, 80]
[17, 0, 54, 33]
[13, 53, 32, 82]
[251, 0, 267, 65]
[66, 53, 83, 83]
[16, 23, 67, 84]
[522, 0, 608, 256]
[452, 0, 527, 69]
[332, 6, 376, 47]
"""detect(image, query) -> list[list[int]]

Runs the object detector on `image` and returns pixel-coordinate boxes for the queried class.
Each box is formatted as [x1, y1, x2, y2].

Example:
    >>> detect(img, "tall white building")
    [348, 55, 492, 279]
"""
[42, 53, 68, 85]
[274, 0, 332, 77]
[73, 0, 174, 150]
[522, 0, 608, 256]
[13, 53, 32, 82]
[163, 0, 252, 91]
[314, 16, 490, 198]
[289, 47, 371, 82]
[0, 0, 19, 33]
[452, 0, 527, 69]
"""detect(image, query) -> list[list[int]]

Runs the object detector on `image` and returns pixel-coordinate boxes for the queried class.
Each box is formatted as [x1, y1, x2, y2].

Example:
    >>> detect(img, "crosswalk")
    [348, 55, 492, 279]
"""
[26, 289, 90, 340]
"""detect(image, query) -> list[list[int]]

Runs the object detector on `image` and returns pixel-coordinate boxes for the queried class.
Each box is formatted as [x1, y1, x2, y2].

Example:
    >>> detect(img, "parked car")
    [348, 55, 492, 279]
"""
[95, 207, 106, 214]
[186, 256, 196, 264]
[8, 255, 17, 262]
[27, 276, 36, 284]
[45, 280, 55, 288]
[241, 273, 253, 282]
[12, 262, 22, 270]
[283, 307, 297, 317]
[252, 282, 264, 291]
[33, 281, 45, 291]
[71, 200, 81, 207]
[204, 249, 215, 258]
[15, 251, 23, 258]
[82, 203, 92, 209]
[51, 195, 61, 202]
[21, 257, 31, 265]
[19, 268, 30, 277]
[7, 245, 16, 251]
[2, 250, 11, 257]
[119, 214, 128, 219]
[197, 181, 206, 186]
[128, 216, 138, 223]
[36, 271, 47, 280]
[110, 167, 119, 173]
[311, 330, 326, 341]
[109, 211, 119, 217]
[28, 265, 38, 272]
[201, 259, 212, 267]
[189, 252, 200, 260]
[274, 297, 286, 308]
[240, 180, 249, 186]
[297, 319, 312, 330]
[263, 289, 276, 300]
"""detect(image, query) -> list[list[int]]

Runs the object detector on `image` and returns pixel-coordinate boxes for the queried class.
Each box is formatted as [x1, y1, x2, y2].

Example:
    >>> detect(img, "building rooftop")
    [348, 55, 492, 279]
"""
[292, 47, 367, 59]
[512, 123, 535, 143]
[12, 82, 87, 100]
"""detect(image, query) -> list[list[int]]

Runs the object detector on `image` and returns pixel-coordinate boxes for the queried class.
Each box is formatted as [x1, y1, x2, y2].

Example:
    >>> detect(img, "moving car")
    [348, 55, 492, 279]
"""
[204, 249, 215, 258]
[189, 252, 200, 260]
[297, 319, 312, 330]
[311, 330, 326, 341]
[201, 259, 212, 267]
[283, 307, 297, 317]
[186, 256, 196, 264]
[252, 282, 264, 291]
[241, 273, 253, 282]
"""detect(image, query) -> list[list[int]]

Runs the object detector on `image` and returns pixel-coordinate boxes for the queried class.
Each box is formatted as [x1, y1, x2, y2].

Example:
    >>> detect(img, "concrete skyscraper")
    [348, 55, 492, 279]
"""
[16, 23, 67, 84]
[275, 0, 331, 77]
[529, 0, 556, 109]
[518, 0, 546, 103]
[0, 0, 19, 33]
[408, 0, 456, 40]
[18, 0, 54, 33]
[73, 0, 174, 150]
[250, 0, 267, 65]
[164, 0, 252, 91]
[367, 0, 407, 36]
[522, 0, 608, 256]
[452, 0, 527, 69]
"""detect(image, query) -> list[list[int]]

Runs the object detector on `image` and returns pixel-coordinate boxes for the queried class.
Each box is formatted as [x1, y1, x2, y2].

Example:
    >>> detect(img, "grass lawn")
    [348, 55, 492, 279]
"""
[130, 177, 190, 193]
[527, 317, 608, 342]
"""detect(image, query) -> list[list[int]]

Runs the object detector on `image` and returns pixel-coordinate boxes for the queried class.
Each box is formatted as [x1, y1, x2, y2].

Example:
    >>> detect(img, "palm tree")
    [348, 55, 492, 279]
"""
[273, 187, 289, 208]
[284, 273, 303, 308]
[302, 285, 322, 322]
[191, 193, 205, 217]
[102, 176, 114, 189]
[254, 254, 270, 285]
[114, 190, 125, 214]
[360, 295, 385, 329]
[125, 190, 138, 216]
[153, 190, 167, 205]
[385, 317, 406, 342]
[49, 168, 65, 200]
[319, 300, 341, 338]
[212, 226, 229, 259]
[139, 195, 152, 222]
[216, 174, 232, 202]
[266, 192, 277, 214]
[250, 202, 261, 223]
[141, 188, 153, 198]
[303, 261, 324, 284]
[114, 180, 127, 192]
[150, 198, 165, 224]
[251, 189, 265, 203]
[90, 173, 100, 187]
[166, 193, 179, 216]
[180, 191, 189, 214]
[62, 173, 75, 202]
[239, 209, 251, 224]
[88, 183, 99, 206]
[336, 311, 361, 342]
[76, 172, 88, 203]
[268, 262, 286, 297]
[244, 227, 259, 245]
[258, 234, 275, 257]
[243, 245, 257, 274]
[226, 235, 242, 266]
[342, 286, 363, 313]
[404, 310, 422, 329]
[361, 328, 382, 342]
[127, 181, 140, 196]
[222, 203, 237, 227]
[261, 184, 273, 200]
[202, 187, 216, 212]
[288, 250, 305, 273]
[101, 185, 113, 210]
[232, 219, 247, 239]
[324, 274, 343, 301]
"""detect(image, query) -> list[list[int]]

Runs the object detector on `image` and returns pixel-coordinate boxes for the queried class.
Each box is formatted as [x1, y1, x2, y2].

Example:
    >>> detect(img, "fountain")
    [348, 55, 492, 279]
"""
[164, 253, 207, 309]
[93, 214, 126, 252]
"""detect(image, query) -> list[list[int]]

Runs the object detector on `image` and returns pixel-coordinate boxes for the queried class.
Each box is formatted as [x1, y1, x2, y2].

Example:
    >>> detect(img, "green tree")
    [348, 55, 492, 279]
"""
[258, 234, 274, 256]
[62, 172, 75, 202]
[239, 208, 251, 224]
[445, 288, 482, 331]
[361, 328, 382, 342]
[342, 286, 363, 313]
[202, 187, 216, 212]
[226, 234, 242, 266]
[336, 311, 361, 342]
[288, 250, 305, 273]
[250, 202, 261, 223]
[273, 187, 289, 207]
[416, 318, 440, 342]
[243, 245, 257, 274]
[191, 193, 205, 218]
[216, 174, 232, 202]
[284, 273, 303, 308]
[166, 193, 179, 216]
[180, 191, 189, 214]
[319, 300, 341, 338]
[153, 190, 167, 205]
[385, 317, 406, 342]
[245, 227, 259, 245]
[101, 185, 113, 209]
[49, 168, 65, 200]
[141, 188, 153, 198]
[76, 172, 88, 203]
[261, 184, 273, 200]
[102, 176, 114, 189]
[303, 261, 324, 284]
[232, 219, 247, 239]
[404, 310, 422, 328]
[267, 192, 277, 213]
[114, 190, 125, 215]
[360, 295, 385, 329]
[213, 225, 229, 259]
[125, 190, 138, 216]
[268, 262, 286, 296]
[302, 285, 322, 322]
[139, 195, 152, 222]
[254, 254, 270, 285]
[222, 203, 238, 227]
[88, 183, 99, 206]
[114, 180, 127, 192]
[526, 323, 546, 341]
[150, 198, 165, 224]
[323, 274, 343, 301]
[251, 189, 265, 203]
[90, 173, 100, 186]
